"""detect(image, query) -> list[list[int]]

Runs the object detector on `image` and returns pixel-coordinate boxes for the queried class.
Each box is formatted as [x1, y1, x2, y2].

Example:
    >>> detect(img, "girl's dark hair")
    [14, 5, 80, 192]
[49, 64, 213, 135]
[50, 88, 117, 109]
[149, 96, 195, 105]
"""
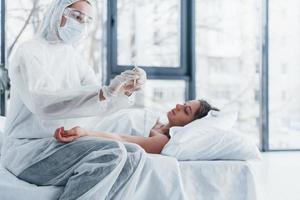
[84, 0, 91, 5]
[194, 99, 220, 120]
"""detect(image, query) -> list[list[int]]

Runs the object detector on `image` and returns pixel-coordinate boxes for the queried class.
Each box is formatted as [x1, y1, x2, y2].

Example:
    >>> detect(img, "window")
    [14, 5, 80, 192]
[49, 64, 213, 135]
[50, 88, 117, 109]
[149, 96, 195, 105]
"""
[269, 0, 300, 149]
[195, 0, 262, 144]
[117, 0, 180, 67]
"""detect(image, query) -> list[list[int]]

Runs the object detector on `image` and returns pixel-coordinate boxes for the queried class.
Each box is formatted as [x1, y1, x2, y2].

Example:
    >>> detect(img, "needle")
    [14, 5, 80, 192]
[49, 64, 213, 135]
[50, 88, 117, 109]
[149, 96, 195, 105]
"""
[133, 64, 139, 87]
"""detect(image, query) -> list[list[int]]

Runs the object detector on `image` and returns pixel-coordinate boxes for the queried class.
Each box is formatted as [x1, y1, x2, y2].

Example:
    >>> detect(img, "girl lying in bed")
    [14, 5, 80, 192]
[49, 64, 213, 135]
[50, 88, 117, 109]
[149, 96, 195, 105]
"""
[54, 100, 219, 154]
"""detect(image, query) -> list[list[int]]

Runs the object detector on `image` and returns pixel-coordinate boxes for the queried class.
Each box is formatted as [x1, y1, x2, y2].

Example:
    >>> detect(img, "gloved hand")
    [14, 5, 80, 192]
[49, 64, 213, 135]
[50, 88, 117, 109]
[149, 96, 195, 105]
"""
[122, 66, 147, 95]
[133, 66, 147, 90]
[102, 69, 138, 99]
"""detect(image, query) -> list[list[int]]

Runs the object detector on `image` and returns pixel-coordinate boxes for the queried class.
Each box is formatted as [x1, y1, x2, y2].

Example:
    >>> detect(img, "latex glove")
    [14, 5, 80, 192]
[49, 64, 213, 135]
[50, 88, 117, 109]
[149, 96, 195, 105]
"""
[122, 67, 147, 95]
[133, 66, 147, 90]
[102, 70, 138, 99]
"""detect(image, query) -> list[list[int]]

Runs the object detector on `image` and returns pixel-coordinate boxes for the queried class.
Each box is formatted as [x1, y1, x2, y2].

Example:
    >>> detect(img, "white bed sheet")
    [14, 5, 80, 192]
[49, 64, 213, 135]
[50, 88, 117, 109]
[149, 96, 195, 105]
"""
[0, 154, 257, 200]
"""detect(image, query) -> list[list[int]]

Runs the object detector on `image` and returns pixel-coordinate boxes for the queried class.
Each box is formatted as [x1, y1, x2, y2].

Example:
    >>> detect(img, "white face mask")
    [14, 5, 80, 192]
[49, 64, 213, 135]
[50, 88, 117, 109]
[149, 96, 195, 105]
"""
[58, 17, 88, 44]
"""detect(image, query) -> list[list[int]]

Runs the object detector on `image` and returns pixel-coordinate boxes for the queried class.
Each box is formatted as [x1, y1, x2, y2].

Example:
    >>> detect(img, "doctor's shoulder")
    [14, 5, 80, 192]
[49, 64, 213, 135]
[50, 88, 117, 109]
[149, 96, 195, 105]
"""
[13, 38, 37, 53]
[8, 39, 48, 77]
[11, 38, 46, 61]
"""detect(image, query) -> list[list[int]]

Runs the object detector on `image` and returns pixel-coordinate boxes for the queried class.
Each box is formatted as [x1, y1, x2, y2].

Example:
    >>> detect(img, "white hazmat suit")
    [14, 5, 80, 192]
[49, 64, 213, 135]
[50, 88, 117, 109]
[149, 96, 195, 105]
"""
[1, 0, 146, 199]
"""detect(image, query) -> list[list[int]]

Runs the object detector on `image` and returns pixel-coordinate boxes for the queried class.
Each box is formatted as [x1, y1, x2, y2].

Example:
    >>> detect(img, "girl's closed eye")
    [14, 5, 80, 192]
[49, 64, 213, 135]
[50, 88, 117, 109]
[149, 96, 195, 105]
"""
[184, 107, 189, 115]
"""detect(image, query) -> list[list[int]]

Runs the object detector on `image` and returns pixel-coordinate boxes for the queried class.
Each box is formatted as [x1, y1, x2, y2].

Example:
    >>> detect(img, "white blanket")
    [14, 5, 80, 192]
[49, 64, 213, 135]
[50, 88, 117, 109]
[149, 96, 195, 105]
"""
[0, 154, 257, 200]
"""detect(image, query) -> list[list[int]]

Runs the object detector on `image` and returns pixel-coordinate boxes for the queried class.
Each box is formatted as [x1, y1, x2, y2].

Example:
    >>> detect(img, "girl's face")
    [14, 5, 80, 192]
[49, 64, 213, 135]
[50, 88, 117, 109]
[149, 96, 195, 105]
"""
[167, 100, 201, 127]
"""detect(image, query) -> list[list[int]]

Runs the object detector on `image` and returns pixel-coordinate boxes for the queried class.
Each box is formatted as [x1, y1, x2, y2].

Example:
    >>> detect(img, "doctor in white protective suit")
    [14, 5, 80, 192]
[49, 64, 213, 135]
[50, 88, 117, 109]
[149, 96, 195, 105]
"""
[0, 0, 147, 199]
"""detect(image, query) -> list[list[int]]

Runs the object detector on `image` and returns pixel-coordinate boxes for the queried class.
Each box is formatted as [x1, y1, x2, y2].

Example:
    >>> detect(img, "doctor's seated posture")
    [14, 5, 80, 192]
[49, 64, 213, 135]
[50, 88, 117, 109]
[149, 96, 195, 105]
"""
[1, 0, 149, 200]
[54, 100, 220, 154]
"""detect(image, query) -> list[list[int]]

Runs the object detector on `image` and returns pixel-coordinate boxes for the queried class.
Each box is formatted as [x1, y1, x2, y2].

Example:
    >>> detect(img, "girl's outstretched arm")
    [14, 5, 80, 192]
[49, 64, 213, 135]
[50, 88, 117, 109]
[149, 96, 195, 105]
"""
[54, 126, 170, 154]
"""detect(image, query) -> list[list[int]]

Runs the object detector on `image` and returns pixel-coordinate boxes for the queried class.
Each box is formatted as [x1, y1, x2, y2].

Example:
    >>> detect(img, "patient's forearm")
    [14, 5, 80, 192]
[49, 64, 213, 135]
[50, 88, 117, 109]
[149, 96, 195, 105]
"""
[87, 131, 169, 154]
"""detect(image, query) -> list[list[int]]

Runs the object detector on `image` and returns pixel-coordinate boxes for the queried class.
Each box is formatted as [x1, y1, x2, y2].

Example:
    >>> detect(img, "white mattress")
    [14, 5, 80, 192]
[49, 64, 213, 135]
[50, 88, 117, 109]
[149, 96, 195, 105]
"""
[0, 154, 257, 200]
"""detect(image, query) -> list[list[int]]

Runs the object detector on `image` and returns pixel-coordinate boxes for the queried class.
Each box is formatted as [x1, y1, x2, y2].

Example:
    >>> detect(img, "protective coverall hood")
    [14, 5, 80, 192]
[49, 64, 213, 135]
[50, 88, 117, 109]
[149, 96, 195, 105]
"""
[38, 0, 95, 44]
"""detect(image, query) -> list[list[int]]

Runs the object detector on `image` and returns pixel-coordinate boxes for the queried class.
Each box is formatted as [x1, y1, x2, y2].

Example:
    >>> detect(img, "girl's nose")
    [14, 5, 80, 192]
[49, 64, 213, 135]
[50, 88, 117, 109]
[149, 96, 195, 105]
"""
[175, 104, 181, 110]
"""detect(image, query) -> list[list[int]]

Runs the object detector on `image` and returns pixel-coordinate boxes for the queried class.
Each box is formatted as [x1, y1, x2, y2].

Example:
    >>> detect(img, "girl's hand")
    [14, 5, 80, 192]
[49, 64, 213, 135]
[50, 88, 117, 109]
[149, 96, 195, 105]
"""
[150, 119, 166, 137]
[54, 126, 88, 143]
[152, 119, 164, 130]
[151, 118, 171, 137]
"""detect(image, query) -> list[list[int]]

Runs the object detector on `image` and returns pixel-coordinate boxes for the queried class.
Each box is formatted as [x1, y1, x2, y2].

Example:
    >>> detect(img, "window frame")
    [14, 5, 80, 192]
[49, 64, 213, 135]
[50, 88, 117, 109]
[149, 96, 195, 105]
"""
[261, 0, 269, 152]
[262, 0, 300, 151]
[0, 0, 6, 116]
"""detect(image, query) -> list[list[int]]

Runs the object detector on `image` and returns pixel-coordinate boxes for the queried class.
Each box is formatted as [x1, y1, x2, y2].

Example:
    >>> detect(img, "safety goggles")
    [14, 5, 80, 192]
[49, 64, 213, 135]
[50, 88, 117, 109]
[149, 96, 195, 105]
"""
[63, 7, 93, 24]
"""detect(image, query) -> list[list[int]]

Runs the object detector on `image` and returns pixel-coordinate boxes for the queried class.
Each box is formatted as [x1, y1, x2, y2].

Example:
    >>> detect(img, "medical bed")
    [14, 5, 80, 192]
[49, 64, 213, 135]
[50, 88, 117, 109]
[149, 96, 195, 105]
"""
[0, 111, 258, 200]
[0, 154, 257, 200]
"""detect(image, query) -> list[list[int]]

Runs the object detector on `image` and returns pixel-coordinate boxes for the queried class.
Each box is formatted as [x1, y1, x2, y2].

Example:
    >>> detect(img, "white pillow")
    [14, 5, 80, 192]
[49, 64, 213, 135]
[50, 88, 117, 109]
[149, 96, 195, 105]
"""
[162, 126, 261, 161]
[161, 109, 261, 161]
